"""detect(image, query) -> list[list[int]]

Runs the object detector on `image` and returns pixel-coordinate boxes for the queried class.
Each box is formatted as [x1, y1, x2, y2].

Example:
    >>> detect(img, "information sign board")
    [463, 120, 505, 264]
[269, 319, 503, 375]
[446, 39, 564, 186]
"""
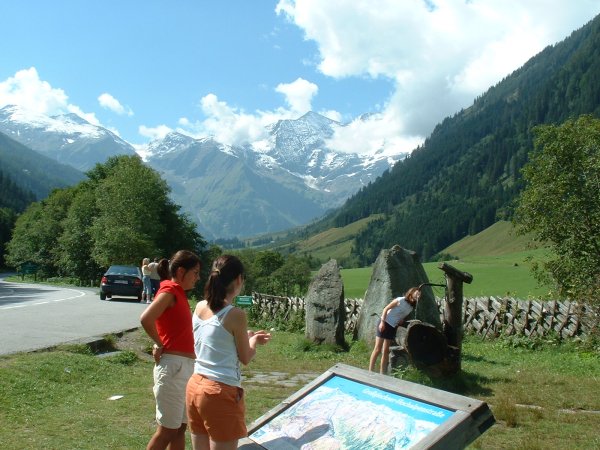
[239, 363, 494, 449]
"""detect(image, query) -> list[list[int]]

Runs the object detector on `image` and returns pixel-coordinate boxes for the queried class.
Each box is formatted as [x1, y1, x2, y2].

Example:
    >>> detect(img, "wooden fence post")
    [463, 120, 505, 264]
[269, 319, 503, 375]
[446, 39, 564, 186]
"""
[440, 262, 473, 373]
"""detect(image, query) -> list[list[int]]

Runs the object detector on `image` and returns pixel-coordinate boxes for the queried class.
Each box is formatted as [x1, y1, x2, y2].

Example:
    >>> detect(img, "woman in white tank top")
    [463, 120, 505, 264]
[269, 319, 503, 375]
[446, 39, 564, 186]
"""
[186, 255, 271, 450]
[369, 286, 421, 374]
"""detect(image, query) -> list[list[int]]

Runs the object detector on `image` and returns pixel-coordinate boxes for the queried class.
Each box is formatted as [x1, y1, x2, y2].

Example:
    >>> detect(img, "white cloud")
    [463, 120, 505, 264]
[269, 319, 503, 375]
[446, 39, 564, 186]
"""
[0, 67, 101, 125]
[171, 93, 295, 147]
[326, 110, 423, 155]
[98, 92, 133, 116]
[275, 78, 318, 114]
[66, 104, 101, 126]
[276, 0, 600, 148]
[153, 1, 600, 155]
[168, 80, 342, 148]
[139, 124, 173, 140]
[0, 67, 69, 114]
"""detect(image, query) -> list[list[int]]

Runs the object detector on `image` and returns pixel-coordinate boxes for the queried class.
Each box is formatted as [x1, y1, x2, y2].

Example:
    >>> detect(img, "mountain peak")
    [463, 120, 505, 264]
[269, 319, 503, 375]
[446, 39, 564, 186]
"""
[0, 106, 136, 171]
[144, 131, 198, 159]
[51, 112, 89, 125]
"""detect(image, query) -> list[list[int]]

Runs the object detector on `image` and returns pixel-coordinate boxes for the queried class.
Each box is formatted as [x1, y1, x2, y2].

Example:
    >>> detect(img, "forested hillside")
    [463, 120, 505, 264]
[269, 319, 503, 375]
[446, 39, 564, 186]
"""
[0, 131, 85, 200]
[314, 14, 600, 266]
[0, 131, 87, 268]
[0, 169, 36, 267]
[0, 169, 35, 212]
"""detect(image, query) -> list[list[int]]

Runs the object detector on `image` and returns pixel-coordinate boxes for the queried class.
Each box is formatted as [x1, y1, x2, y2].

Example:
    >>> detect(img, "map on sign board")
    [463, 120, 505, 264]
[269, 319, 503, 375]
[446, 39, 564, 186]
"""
[249, 375, 455, 449]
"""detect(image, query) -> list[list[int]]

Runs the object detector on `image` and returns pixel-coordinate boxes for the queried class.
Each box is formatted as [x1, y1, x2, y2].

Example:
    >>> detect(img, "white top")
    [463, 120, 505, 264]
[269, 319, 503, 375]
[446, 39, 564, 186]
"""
[193, 304, 241, 387]
[148, 262, 160, 280]
[384, 297, 414, 327]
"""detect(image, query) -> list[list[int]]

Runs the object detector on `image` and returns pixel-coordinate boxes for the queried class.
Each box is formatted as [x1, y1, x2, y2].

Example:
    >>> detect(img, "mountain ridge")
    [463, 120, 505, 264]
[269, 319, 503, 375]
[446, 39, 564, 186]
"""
[0, 105, 406, 239]
[0, 129, 85, 200]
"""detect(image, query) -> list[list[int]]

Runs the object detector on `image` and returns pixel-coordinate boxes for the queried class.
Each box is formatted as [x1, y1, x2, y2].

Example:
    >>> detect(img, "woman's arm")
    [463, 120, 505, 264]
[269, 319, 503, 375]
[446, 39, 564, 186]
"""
[228, 308, 270, 365]
[381, 298, 399, 322]
[378, 298, 399, 332]
[140, 292, 175, 363]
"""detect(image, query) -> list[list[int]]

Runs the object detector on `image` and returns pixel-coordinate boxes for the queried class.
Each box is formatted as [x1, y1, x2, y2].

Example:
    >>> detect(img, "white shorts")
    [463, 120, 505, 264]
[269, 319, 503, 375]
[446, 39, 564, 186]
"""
[153, 354, 195, 429]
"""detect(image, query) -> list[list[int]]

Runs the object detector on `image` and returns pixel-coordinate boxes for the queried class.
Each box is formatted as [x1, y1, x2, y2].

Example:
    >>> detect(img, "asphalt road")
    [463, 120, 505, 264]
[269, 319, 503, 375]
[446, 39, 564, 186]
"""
[0, 274, 147, 355]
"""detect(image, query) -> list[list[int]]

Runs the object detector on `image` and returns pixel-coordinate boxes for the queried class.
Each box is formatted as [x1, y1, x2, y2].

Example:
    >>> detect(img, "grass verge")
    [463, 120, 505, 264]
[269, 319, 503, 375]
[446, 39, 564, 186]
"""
[1, 330, 598, 449]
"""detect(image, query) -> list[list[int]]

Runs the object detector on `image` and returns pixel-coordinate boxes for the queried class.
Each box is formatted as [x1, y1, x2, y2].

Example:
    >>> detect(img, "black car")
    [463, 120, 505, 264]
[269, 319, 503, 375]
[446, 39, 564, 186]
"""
[100, 265, 143, 301]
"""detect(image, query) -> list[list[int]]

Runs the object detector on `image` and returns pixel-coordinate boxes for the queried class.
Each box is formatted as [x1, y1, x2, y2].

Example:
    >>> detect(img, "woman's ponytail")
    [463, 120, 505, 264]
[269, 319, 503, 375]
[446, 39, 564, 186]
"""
[204, 255, 244, 311]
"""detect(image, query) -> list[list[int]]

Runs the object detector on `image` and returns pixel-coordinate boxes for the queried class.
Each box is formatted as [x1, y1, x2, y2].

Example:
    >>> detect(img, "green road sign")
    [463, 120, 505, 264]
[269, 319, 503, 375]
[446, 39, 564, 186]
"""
[20, 262, 39, 274]
[235, 295, 253, 308]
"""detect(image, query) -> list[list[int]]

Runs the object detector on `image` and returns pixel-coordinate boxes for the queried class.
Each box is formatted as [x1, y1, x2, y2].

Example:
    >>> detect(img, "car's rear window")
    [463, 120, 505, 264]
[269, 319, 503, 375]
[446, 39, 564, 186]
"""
[106, 266, 139, 276]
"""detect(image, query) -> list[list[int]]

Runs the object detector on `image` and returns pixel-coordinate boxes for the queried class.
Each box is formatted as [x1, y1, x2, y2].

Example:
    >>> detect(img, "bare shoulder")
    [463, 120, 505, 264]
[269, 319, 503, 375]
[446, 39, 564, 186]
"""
[194, 300, 209, 316]
[223, 306, 247, 333]
[227, 306, 247, 322]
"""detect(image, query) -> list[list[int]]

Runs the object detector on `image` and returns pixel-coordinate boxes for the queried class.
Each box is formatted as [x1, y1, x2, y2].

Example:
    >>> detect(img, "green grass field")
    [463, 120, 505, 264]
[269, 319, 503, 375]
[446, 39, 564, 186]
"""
[1, 330, 598, 449]
[341, 248, 551, 299]
[340, 221, 552, 299]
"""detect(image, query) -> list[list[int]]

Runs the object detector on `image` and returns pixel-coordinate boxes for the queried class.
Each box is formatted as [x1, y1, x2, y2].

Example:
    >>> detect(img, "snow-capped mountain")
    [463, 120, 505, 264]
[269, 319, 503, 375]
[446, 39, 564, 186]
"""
[145, 112, 406, 238]
[257, 111, 400, 199]
[0, 106, 406, 238]
[0, 105, 137, 171]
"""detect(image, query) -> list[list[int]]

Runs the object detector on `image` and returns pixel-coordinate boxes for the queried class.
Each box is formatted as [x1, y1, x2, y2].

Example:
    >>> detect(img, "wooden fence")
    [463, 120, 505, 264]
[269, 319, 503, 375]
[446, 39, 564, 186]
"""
[251, 293, 598, 339]
[252, 293, 363, 333]
[461, 297, 597, 339]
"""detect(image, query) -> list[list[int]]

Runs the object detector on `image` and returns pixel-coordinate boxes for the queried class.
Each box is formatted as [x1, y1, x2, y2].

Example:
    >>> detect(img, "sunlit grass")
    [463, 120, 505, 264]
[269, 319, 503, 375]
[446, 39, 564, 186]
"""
[340, 249, 552, 298]
[1, 330, 598, 449]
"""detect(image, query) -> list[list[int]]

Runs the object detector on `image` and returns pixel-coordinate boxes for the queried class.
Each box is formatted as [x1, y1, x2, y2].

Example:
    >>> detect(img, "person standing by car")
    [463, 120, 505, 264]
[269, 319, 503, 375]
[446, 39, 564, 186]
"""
[148, 257, 161, 297]
[141, 258, 153, 304]
[186, 254, 271, 450]
[140, 250, 201, 450]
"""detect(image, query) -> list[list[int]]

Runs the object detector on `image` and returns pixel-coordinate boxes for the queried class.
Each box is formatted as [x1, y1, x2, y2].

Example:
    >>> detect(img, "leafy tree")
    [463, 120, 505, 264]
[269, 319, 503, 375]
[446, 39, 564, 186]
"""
[90, 156, 164, 266]
[231, 249, 313, 296]
[7, 155, 206, 279]
[56, 186, 101, 282]
[6, 188, 75, 276]
[0, 208, 16, 268]
[254, 250, 285, 277]
[271, 255, 311, 296]
[6, 203, 44, 269]
[253, 250, 284, 293]
[514, 115, 600, 303]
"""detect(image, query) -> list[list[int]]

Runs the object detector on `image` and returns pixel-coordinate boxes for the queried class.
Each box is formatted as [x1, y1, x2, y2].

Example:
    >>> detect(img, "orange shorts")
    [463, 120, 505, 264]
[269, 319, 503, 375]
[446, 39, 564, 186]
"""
[186, 373, 247, 441]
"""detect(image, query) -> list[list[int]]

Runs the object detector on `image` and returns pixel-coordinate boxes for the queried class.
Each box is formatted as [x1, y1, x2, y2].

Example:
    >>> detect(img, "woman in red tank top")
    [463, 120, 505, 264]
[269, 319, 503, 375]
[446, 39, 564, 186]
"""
[140, 250, 201, 450]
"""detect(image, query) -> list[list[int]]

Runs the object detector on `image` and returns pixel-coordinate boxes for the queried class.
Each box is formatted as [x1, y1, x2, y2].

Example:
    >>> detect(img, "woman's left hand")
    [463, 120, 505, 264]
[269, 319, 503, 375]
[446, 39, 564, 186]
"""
[152, 344, 164, 364]
[250, 330, 271, 345]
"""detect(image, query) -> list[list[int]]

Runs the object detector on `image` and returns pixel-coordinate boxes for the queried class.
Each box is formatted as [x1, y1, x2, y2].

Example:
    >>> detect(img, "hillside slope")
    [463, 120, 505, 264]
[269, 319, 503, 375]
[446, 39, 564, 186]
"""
[0, 131, 85, 200]
[440, 221, 540, 258]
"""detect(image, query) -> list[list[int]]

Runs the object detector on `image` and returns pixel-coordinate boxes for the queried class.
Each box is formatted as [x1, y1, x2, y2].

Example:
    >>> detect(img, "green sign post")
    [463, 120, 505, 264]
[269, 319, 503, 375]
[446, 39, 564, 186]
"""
[20, 262, 39, 280]
[235, 295, 253, 308]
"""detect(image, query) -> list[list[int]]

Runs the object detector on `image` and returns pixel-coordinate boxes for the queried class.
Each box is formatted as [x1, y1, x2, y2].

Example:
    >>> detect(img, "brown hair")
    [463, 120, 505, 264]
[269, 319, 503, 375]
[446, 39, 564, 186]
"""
[157, 250, 201, 281]
[404, 287, 421, 306]
[204, 254, 245, 311]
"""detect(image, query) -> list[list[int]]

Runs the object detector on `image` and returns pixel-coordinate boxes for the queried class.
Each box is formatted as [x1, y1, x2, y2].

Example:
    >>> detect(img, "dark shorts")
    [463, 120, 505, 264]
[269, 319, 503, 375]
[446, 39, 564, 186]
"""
[376, 321, 398, 340]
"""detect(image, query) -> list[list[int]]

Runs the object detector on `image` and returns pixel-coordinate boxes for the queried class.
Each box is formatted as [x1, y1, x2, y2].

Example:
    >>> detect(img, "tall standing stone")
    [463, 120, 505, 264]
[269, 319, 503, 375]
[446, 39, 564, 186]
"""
[305, 259, 346, 346]
[354, 245, 442, 347]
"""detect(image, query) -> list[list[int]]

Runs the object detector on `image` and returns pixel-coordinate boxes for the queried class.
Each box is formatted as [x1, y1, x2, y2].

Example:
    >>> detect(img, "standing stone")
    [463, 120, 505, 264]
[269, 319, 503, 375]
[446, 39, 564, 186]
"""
[354, 245, 442, 348]
[305, 259, 346, 346]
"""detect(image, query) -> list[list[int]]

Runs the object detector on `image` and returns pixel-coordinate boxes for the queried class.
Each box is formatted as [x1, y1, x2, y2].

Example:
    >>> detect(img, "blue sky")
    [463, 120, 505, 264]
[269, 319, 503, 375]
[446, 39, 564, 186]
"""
[1, 1, 600, 155]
